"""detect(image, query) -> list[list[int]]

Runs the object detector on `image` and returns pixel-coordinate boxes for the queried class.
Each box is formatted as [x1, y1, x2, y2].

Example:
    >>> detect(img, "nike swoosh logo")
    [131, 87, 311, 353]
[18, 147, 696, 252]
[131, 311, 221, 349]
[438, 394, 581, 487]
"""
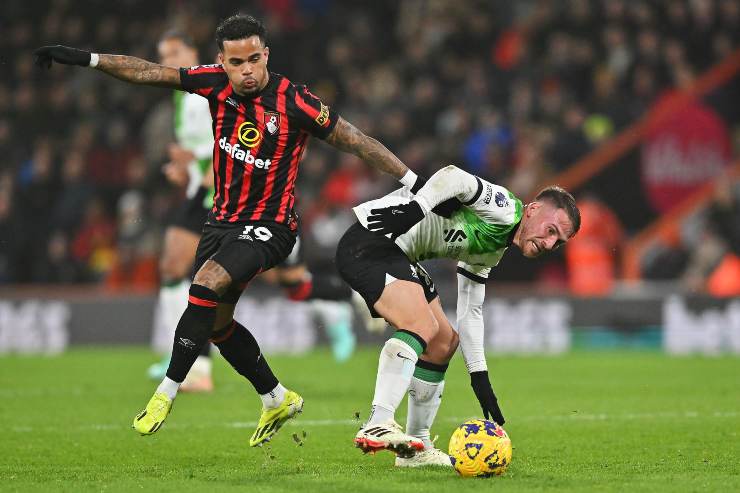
[396, 352, 413, 361]
[391, 209, 402, 215]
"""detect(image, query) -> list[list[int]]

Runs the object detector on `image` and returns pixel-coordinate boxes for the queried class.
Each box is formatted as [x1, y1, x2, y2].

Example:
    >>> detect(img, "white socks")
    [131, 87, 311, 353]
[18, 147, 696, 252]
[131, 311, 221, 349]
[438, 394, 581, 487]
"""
[157, 377, 180, 400]
[367, 338, 419, 426]
[406, 377, 445, 449]
[260, 383, 287, 409]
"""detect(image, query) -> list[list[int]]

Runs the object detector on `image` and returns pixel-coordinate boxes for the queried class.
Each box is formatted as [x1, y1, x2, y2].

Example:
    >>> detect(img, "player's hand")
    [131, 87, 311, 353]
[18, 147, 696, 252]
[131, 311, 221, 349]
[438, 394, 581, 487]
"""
[408, 175, 463, 219]
[162, 162, 189, 187]
[367, 201, 425, 239]
[470, 371, 505, 425]
[33, 45, 91, 69]
[168, 143, 195, 167]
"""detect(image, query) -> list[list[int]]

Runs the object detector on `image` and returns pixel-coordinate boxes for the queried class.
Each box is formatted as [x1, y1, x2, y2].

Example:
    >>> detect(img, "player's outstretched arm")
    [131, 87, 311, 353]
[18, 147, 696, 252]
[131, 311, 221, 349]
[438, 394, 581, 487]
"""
[34, 45, 181, 89]
[325, 117, 409, 180]
[366, 165, 480, 238]
[456, 265, 506, 425]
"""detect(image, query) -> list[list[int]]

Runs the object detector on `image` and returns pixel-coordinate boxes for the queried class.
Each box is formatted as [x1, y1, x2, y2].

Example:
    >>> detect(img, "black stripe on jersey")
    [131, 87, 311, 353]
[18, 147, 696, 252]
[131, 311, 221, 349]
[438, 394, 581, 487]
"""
[265, 130, 303, 222]
[240, 89, 279, 219]
[463, 177, 484, 205]
[456, 266, 487, 284]
[269, 82, 311, 223]
[214, 85, 238, 217]
[224, 96, 261, 221]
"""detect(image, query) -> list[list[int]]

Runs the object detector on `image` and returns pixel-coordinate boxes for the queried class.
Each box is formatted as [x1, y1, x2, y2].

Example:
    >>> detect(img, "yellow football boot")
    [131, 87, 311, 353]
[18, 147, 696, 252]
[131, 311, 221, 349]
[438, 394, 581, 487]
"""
[249, 390, 304, 447]
[132, 392, 173, 435]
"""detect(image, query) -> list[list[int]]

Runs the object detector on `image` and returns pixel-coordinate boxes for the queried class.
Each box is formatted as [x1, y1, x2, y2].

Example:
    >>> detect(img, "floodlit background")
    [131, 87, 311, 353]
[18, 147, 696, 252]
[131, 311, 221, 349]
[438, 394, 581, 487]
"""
[1, 0, 739, 354]
[2, 2, 740, 491]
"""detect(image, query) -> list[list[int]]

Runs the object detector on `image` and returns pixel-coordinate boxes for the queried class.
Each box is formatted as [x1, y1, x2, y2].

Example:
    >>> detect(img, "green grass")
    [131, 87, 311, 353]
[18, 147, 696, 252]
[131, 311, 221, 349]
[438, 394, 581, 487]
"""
[0, 348, 738, 492]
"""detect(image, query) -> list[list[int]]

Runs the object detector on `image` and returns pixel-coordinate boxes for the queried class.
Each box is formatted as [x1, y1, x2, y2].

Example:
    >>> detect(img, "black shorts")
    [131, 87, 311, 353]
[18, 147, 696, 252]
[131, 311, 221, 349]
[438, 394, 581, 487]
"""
[335, 222, 438, 317]
[170, 186, 211, 234]
[193, 219, 297, 303]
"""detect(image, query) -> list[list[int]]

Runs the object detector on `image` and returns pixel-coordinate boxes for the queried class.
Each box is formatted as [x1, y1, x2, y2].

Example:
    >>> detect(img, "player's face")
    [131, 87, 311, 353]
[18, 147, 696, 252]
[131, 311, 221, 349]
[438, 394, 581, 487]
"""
[218, 36, 270, 96]
[517, 201, 574, 258]
[158, 38, 198, 68]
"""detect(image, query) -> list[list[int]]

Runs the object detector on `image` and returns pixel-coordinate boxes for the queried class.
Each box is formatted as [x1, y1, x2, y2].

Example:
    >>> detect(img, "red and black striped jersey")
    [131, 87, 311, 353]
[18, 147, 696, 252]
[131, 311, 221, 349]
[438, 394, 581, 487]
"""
[179, 64, 339, 225]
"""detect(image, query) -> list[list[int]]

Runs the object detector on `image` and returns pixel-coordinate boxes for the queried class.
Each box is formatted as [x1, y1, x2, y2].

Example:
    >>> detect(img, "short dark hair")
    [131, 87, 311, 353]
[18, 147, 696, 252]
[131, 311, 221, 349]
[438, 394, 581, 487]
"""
[535, 186, 581, 235]
[159, 29, 196, 49]
[215, 14, 267, 51]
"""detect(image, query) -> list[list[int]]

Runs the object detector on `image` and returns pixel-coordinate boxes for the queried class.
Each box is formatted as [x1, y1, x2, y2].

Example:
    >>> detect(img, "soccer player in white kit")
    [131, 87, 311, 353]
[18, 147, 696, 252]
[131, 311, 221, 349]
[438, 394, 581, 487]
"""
[335, 165, 581, 466]
[149, 31, 217, 391]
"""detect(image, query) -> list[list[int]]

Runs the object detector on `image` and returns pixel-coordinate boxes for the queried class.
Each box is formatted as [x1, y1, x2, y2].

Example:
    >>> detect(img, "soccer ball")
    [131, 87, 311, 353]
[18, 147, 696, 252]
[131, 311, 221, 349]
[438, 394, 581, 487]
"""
[448, 419, 512, 477]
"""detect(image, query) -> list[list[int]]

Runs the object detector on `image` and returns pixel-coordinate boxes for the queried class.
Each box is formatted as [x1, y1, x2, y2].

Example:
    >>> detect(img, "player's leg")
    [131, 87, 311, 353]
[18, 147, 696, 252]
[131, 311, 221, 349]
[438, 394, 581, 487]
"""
[277, 236, 355, 361]
[279, 236, 384, 336]
[276, 236, 350, 301]
[135, 223, 276, 433]
[335, 223, 435, 456]
[150, 191, 212, 388]
[133, 257, 230, 435]
[204, 226, 303, 445]
[398, 297, 457, 468]
[208, 294, 303, 446]
[149, 226, 198, 379]
[276, 253, 356, 362]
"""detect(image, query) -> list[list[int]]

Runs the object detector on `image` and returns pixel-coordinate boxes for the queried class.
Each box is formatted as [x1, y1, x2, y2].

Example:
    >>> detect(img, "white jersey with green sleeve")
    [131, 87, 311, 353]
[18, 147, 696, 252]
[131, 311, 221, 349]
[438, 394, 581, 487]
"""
[352, 165, 522, 276]
[173, 91, 214, 206]
[352, 165, 523, 375]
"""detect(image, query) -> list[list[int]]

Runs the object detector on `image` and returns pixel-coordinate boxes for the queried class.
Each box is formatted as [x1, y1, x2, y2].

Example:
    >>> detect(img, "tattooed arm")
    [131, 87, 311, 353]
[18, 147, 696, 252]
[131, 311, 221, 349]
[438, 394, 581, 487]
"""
[325, 117, 409, 180]
[33, 45, 181, 89]
[95, 55, 181, 89]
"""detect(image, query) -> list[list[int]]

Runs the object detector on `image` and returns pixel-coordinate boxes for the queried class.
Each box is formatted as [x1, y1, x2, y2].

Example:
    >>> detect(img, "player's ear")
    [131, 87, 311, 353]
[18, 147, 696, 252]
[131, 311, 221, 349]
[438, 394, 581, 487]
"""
[525, 202, 540, 216]
[263, 46, 269, 62]
[217, 52, 224, 64]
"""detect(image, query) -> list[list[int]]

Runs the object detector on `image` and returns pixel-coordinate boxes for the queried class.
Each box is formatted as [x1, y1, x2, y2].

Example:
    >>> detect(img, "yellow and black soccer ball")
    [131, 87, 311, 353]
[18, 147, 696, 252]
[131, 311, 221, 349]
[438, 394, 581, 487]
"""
[448, 419, 512, 477]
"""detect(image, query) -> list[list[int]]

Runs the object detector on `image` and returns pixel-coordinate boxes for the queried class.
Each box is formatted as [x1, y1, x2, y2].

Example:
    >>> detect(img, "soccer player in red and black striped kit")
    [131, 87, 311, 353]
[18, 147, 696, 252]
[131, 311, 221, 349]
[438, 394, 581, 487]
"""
[34, 14, 423, 446]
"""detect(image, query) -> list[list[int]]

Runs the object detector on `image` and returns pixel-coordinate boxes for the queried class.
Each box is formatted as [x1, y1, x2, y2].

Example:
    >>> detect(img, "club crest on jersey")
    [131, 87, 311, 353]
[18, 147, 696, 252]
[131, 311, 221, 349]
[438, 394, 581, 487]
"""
[264, 111, 280, 135]
[495, 191, 509, 207]
[237, 121, 262, 148]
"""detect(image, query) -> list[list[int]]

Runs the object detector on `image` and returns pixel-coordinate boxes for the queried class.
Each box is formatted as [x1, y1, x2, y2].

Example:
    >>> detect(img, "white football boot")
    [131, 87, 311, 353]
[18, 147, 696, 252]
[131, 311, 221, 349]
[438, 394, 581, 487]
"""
[354, 420, 424, 458]
[395, 448, 453, 467]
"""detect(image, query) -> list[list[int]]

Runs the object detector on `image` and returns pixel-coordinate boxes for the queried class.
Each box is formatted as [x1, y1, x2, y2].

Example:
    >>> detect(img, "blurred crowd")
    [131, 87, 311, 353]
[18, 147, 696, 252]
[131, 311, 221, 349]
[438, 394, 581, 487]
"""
[1, 0, 738, 294]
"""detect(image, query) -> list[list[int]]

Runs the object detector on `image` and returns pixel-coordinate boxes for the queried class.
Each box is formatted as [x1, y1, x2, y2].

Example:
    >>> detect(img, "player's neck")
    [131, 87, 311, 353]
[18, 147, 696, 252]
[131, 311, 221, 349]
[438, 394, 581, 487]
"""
[511, 217, 523, 249]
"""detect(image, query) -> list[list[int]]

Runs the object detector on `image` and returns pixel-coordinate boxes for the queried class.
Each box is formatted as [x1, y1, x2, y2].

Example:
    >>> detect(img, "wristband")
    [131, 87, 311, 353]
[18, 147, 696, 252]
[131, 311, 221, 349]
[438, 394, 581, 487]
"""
[89, 53, 99, 68]
[399, 169, 418, 188]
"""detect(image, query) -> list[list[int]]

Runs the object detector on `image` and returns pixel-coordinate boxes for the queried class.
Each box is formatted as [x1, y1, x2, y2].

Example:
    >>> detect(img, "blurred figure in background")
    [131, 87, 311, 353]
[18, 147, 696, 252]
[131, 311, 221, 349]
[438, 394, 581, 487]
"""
[686, 174, 740, 296]
[148, 30, 218, 392]
[705, 174, 740, 296]
[565, 192, 623, 296]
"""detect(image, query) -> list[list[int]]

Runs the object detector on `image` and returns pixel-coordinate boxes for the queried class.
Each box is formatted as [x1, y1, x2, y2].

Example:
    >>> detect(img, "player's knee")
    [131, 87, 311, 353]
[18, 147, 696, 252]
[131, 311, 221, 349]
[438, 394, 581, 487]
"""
[405, 314, 439, 341]
[193, 260, 232, 295]
[443, 330, 459, 361]
[188, 284, 219, 308]
[213, 305, 236, 331]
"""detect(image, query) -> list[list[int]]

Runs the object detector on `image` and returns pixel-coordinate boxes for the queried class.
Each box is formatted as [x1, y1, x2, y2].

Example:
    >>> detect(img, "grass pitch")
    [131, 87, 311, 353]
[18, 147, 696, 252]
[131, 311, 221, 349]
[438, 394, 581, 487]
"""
[1, 347, 738, 492]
